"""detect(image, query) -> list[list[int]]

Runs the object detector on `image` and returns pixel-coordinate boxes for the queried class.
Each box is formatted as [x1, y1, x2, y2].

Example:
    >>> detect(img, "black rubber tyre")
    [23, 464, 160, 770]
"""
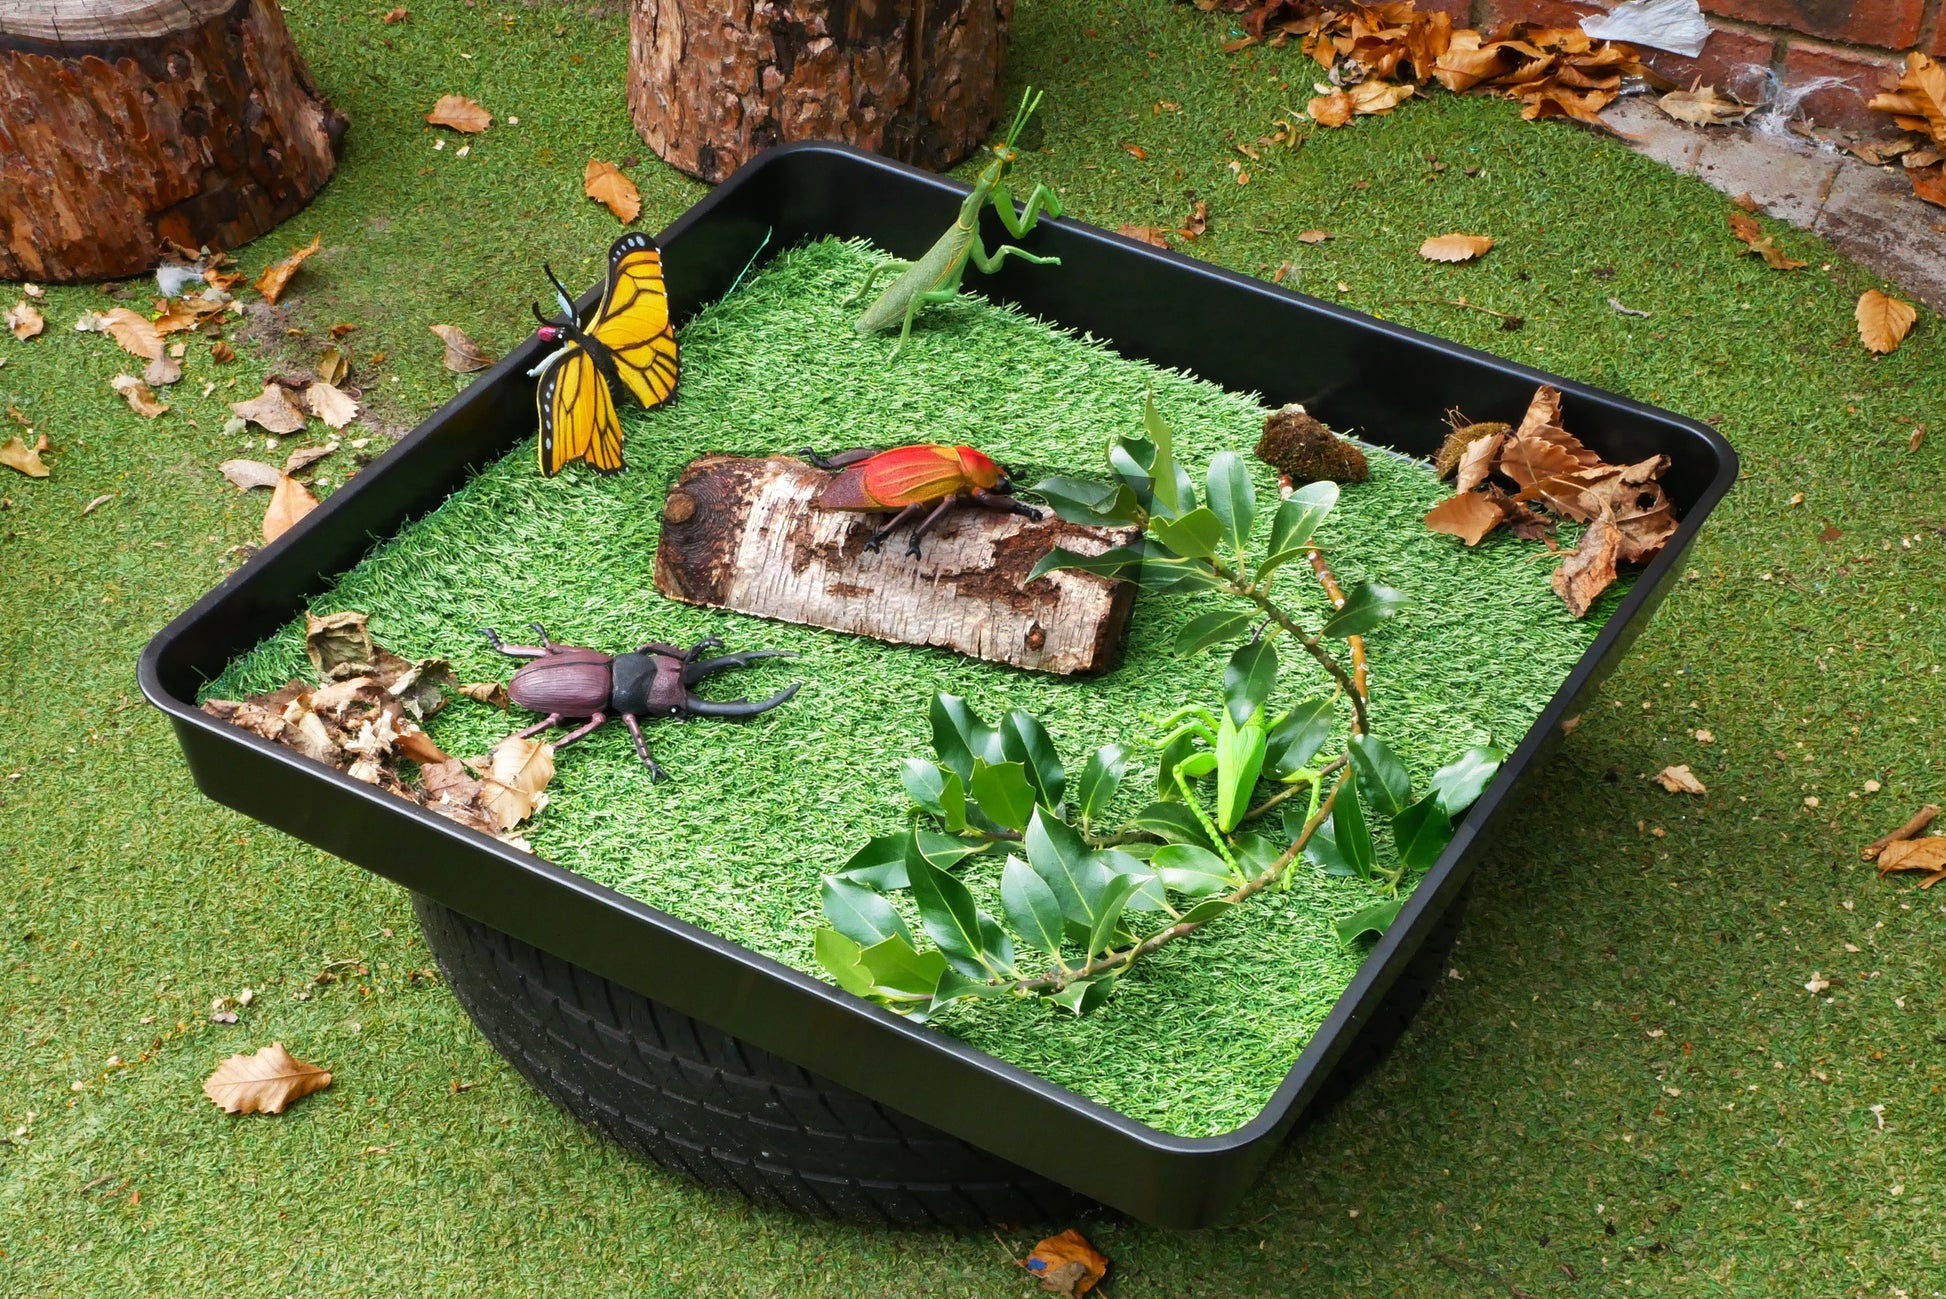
[411, 887, 1466, 1226]
[410, 894, 1088, 1227]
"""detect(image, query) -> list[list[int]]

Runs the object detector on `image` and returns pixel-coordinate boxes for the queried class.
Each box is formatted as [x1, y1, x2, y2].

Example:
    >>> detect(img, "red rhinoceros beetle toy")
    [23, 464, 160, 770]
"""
[801, 443, 1043, 557]
[480, 624, 800, 781]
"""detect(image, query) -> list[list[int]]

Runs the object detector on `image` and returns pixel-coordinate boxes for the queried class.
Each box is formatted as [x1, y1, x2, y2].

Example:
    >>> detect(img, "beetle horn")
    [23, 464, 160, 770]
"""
[683, 682, 802, 718]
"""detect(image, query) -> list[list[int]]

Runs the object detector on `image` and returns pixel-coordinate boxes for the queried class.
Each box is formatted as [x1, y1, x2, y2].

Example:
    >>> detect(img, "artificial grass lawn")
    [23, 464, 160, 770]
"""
[4, 0, 1943, 1290]
[209, 236, 1611, 1136]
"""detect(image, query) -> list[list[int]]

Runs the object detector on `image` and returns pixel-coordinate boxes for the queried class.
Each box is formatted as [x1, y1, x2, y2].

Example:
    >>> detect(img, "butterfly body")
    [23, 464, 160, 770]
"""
[532, 231, 679, 476]
[804, 443, 1042, 557]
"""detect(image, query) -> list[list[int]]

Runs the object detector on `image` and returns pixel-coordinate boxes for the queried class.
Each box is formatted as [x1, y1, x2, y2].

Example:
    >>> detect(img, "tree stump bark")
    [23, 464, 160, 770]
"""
[0, 0, 347, 283]
[654, 455, 1139, 676]
[628, 0, 1014, 184]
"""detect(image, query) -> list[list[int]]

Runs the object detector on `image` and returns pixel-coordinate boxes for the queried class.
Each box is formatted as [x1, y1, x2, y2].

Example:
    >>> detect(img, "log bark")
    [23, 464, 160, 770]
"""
[628, 0, 1013, 184]
[0, 0, 347, 283]
[654, 455, 1138, 676]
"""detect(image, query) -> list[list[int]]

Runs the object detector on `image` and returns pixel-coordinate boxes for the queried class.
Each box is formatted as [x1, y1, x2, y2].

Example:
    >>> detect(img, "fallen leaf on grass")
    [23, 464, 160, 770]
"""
[1552, 507, 1622, 616]
[430, 323, 494, 373]
[232, 382, 308, 434]
[1855, 289, 1916, 355]
[210, 340, 236, 364]
[263, 474, 319, 542]
[1309, 90, 1355, 127]
[283, 443, 335, 474]
[1608, 296, 1651, 318]
[1179, 199, 1209, 239]
[1861, 804, 1939, 861]
[1655, 764, 1707, 795]
[1118, 224, 1174, 249]
[1453, 428, 1505, 492]
[457, 681, 510, 708]
[143, 354, 183, 386]
[1121, 142, 1147, 160]
[1424, 488, 1505, 545]
[1420, 233, 1493, 262]
[110, 374, 169, 418]
[395, 726, 452, 765]
[1877, 837, 1946, 874]
[1296, 229, 1332, 243]
[82, 493, 113, 515]
[1726, 212, 1806, 270]
[584, 159, 641, 223]
[1022, 1229, 1108, 1297]
[305, 381, 359, 429]
[254, 234, 322, 305]
[6, 301, 43, 340]
[383, 6, 408, 21]
[2, 436, 49, 478]
[1803, 972, 1830, 995]
[316, 346, 349, 386]
[220, 459, 283, 491]
[305, 610, 376, 677]
[476, 736, 555, 831]
[426, 93, 491, 133]
[76, 307, 163, 360]
[1657, 85, 1751, 126]
[202, 1043, 331, 1114]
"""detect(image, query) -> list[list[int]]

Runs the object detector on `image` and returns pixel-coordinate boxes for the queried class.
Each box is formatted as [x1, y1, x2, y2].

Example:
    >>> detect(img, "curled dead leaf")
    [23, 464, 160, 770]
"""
[263, 474, 319, 543]
[1551, 506, 1622, 617]
[231, 382, 308, 434]
[2, 435, 49, 478]
[1855, 289, 1916, 355]
[283, 443, 336, 474]
[1877, 837, 1946, 875]
[220, 459, 283, 491]
[1296, 229, 1332, 244]
[1654, 764, 1708, 795]
[1726, 211, 1806, 270]
[304, 610, 376, 677]
[305, 381, 360, 430]
[1420, 233, 1494, 262]
[6, 300, 43, 340]
[316, 345, 349, 386]
[1117, 224, 1174, 249]
[1179, 199, 1209, 238]
[430, 323, 494, 373]
[1424, 489, 1505, 546]
[202, 1042, 332, 1114]
[1308, 90, 1354, 127]
[255, 234, 322, 305]
[457, 681, 511, 709]
[1022, 1229, 1109, 1297]
[1657, 85, 1751, 126]
[426, 93, 492, 133]
[110, 374, 170, 418]
[476, 735, 556, 832]
[210, 340, 236, 364]
[584, 159, 642, 223]
[143, 353, 183, 386]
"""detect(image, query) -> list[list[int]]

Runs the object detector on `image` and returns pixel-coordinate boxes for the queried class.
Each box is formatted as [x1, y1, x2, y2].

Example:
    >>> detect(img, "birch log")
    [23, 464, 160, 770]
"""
[654, 455, 1138, 676]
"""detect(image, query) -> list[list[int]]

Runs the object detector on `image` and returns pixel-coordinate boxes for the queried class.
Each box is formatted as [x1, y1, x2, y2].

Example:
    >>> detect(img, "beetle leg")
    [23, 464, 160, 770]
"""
[681, 635, 727, 662]
[637, 642, 686, 657]
[968, 487, 1045, 522]
[551, 711, 607, 749]
[510, 712, 565, 740]
[684, 682, 802, 719]
[620, 714, 667, 781]
[903, 495, 963, 555]
[798, 447, 880, 472]
[479, 628, 549, 659]
[682, 650, 798, 686]
[865, 502, 927, 552]
[530, 622, 556, 651]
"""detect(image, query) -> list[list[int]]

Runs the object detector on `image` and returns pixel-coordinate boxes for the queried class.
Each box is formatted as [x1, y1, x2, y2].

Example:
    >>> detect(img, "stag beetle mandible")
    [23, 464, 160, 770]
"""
[480, 624, 801, 781]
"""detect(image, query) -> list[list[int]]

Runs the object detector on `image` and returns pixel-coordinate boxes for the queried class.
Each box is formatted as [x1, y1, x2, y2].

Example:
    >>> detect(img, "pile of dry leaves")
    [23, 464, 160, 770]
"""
[202, 610, 550, 845]
[1865, 53, 1946, 210]
[1425, 385, 1678, 617]
[1199, 0, 1658, 130]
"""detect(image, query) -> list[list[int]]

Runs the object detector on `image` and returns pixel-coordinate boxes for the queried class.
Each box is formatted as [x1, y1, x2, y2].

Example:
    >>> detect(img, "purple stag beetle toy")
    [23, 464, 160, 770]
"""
[479, 623, 801, 781]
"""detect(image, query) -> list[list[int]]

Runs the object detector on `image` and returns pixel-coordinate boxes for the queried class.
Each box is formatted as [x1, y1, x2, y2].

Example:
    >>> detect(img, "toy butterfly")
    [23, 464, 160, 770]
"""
[528, 231, 679, 476]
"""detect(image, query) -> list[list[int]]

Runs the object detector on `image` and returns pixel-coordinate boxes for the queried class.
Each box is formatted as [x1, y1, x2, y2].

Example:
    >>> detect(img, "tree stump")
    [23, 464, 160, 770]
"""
[654, 455, 1139, 676]
[628, 0, 1014, 184]
[0, 0, 347, 283]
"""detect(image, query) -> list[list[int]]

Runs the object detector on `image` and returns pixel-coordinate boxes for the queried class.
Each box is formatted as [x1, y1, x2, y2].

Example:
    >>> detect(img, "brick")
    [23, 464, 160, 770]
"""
[1637, 28, 1776, 95]
[1699, 0, 1925, 50]
[1475, 0, 1604, 37]
[1782, 44, 1905, 131]
[1413, 0, 1474, 17]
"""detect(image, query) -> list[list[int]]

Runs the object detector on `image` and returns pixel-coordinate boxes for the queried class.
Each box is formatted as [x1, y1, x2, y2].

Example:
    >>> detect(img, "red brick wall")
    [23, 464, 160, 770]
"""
[1472, 0, 1940, 132]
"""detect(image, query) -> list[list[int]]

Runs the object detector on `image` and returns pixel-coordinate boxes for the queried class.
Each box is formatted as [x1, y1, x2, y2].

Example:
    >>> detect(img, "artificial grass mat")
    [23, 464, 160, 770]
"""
[207, 236, 1613, 1137]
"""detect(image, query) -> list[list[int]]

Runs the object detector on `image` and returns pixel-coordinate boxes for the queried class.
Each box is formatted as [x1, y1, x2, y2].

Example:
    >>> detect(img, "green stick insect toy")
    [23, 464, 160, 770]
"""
[849, 89, 1063, 359]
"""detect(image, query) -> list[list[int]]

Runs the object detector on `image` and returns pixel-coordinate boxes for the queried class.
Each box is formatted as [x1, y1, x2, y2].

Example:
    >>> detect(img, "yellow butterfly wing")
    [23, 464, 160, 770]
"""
[586, 231, 679, 411]
[536, 346, 626, 476]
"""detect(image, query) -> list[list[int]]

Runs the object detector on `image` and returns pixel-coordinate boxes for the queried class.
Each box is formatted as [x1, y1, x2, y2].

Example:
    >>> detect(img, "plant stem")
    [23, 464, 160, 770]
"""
[1225, 572, 1370, 736]
[1307, 549, 1369, 708]
[1013, 768, 1351, 995]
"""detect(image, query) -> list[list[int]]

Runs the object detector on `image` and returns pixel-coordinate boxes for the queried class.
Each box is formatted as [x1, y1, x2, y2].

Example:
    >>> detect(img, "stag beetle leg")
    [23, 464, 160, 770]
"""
[620, 714, 667, 781]
[685, 681, 803, 719]
[904, 495, 962, 556]
[865, 501, 928, 552]
[682, 650, 798, 687]
[510, 711, 565, 740]
[529, 622, 556, 650]
[480, 628, 550, 659]
[551, 711, 607, 749]
[682, 635, 726, 662]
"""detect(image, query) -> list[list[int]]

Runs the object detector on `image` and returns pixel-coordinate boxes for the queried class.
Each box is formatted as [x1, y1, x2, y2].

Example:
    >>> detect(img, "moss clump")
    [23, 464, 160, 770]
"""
[1257, 405, 1370, 483]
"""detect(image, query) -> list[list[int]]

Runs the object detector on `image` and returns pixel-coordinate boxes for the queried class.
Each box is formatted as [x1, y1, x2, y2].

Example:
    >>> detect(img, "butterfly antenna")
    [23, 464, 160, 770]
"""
[542, 264, 578, 321]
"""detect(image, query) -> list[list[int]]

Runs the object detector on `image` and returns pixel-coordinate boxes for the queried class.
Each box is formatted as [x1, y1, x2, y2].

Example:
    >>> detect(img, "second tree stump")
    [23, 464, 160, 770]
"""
[628, 0, 1014, 184]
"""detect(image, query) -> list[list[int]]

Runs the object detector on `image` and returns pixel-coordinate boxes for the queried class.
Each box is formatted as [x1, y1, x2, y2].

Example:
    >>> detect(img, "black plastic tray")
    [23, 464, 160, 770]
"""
[140, 143, 1736, 1228]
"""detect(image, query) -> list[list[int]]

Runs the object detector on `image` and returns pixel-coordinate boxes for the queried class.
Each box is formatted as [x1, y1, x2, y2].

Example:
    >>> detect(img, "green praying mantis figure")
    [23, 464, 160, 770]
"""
[849, 88, 1063, 359]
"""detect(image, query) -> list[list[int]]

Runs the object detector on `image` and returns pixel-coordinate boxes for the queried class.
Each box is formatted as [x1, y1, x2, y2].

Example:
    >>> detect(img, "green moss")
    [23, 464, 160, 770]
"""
[210, 237, 1608, 1136]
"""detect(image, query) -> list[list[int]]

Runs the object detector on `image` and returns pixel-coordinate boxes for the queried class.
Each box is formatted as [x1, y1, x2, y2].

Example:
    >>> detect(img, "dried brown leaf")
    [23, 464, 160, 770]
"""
[1425, 489, 1505, 545]
[210, 340, 237, 364]
[1420, 233, 1493, 262]
[1726, 211, 1806, 270]
[6, 301, 43, 341]
[316, 345, 349, 386]
[395, 726, 452, 765]
[263, 474, 319, 543]
[1, 435, 49, 478]
[231, 382, 308, 434]
[1877, 837, 1946, 874]
[90, 307, 164, 360]
[220, 459, 283, 491]
[1179, 199, 1209, 238]
[426, 93, 491, 133]
[430, 323, 494, 373]
[384, 6, 408, 21]
[457, 681, 510, 709]
[1309, 90, 1355, 127]
[283, 444, 335, 474]
[203, 1042, 332, 1114]
[475, 735, 556, 832]
[110, 374, 169, 418]
[1552, 506, 1622, 617]
[1296, 229, 1332, 244]
[1863, 805, 1940, 860]
[1911, 163, 1946, 208]
[1453, 430, 1505, 493]
[1349, 80, 1414, 115]
[143, 353, 183, 386]
[1023, 1229, 1109, 1297]
[305, 610, 376, 678]
[255, 234, 322, 305]
[1657, 85, 1750, 126]
[1856, 289, 1916, 355]
[584, 159, 642, 223]
[1117, 225, 1174, 249]
[1654, 763, 1707, 795]
[305, 381, 360, 429]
